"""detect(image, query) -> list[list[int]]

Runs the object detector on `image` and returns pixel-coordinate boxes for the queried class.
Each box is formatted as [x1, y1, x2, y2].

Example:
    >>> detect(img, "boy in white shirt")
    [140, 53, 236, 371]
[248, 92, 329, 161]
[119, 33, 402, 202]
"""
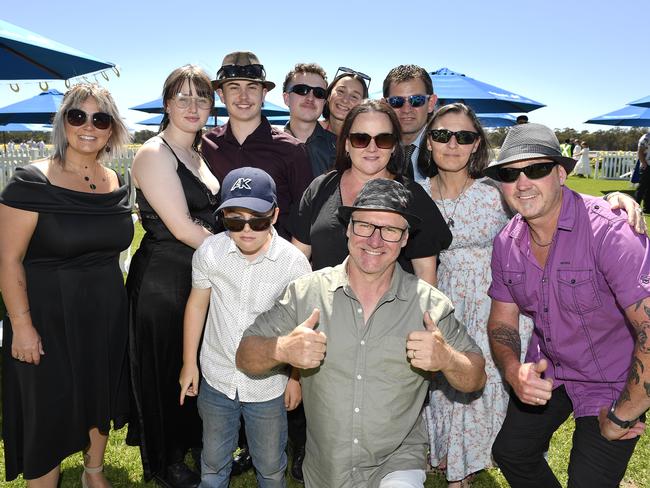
[179, 167, 311, 487]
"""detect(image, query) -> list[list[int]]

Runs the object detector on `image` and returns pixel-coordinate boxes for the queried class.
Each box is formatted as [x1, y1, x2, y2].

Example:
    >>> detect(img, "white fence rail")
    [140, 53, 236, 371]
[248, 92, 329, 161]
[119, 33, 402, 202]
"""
[591, 151, 637, 180]
[0, 148, 136, 190]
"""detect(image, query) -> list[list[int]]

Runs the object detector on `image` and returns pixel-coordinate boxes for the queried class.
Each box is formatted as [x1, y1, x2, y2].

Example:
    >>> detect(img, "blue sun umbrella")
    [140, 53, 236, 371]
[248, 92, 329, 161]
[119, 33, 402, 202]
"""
[429, 68, 545, 114]
[477, 113, 517, 128]
[0, 19, 115, 80]
[629, 95, 650, 109]
[585, 105, 650, 127]
[0, 89, 64, 124]
[130, 97, 289, 117]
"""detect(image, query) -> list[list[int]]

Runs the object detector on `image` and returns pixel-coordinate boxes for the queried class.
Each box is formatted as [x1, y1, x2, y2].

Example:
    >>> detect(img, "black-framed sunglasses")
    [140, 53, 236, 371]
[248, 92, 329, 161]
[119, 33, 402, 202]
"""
[348, 132, 397, 149]
[288, 84, 327, 100]
[335, 66, 371, 89]
[217, 64, 266, 80]
[65, 109, 112, 130]
[221, 214, 274, 232]
[428, 129, 479, 145]
[495, 161, 558, 183]
[386, 95, 430, 109]
[351, 220, 407, 243]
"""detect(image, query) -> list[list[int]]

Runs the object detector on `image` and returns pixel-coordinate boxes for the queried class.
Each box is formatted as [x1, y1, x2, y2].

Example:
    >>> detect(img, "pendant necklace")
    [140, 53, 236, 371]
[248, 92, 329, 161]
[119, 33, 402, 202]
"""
[68, 162, 106, 191]
[435, 174, 470, 228]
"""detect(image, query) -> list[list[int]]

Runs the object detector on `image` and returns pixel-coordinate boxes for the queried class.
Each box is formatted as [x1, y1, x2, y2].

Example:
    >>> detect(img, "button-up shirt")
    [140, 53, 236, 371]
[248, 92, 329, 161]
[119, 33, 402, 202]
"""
[244, 260, 481, 487]
[285, 121, 337, 177]
[489, 186, 650, 417]
[192, 228, 311, 401]
[201, 117, 314, 239]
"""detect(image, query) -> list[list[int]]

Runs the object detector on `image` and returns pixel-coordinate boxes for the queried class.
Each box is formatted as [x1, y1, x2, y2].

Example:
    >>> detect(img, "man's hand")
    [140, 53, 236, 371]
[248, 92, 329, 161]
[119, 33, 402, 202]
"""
[506, 359, 553, 406]
[606, 192, 647, 234]
[406, 312, 453, 372]
[276, 309, 326, 369]
[598, 406, 646, 440]
[284, 376, 302, 411]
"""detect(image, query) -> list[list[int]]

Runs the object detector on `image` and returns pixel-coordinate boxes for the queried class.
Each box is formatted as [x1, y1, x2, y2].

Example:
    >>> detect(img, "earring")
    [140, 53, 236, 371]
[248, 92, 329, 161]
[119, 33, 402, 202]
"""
[105, 145, 111, 153]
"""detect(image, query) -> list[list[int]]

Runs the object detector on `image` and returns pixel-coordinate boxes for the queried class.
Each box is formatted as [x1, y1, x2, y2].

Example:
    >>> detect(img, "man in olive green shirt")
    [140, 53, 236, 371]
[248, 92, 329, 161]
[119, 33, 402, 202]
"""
[236, 179, 486, 488]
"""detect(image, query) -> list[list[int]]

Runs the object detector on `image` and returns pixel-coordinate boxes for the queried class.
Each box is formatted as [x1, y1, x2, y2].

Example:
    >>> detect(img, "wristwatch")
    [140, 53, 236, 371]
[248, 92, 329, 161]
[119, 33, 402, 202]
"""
[607, 402, 639, 429]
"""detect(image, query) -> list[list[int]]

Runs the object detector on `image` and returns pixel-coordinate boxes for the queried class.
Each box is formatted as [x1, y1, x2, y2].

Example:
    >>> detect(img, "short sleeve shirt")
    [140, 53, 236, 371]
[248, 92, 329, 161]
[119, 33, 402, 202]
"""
[488, 187, 650, 417]
[243, 261, 481, 487]
[192, 228, 311, 401]
[290, 171, 453, 272]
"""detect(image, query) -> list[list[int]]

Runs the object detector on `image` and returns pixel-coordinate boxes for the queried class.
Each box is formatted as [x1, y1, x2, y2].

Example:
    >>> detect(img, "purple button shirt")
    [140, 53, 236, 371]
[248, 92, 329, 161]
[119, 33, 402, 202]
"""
[489, 186, 650, 417]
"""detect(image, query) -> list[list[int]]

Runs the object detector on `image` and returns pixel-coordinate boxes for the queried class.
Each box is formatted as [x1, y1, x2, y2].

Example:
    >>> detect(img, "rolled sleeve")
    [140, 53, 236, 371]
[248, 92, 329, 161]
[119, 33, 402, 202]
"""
[487, 237, 516, 303]
[191, 240, 213, 289]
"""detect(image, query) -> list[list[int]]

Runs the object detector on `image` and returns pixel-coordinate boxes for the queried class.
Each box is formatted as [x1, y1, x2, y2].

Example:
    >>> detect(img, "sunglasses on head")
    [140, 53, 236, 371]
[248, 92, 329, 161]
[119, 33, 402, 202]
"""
[348, 132, 397, 149]
[65, 109, 112, 130]
[428, 129, 479, 145]
[221, 214, 274, 232]
[495, 161, 558, 183]
[335, 66, 371, 88]
[288, 84, 327, 100]
[386, 95, 430, 109]
[218, 64, 266, 80]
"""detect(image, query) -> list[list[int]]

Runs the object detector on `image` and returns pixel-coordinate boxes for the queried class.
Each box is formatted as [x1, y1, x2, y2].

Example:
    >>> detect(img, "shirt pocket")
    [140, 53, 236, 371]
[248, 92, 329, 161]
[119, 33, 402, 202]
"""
[502, 270, 532, 309]
[557, 269, 601, 314]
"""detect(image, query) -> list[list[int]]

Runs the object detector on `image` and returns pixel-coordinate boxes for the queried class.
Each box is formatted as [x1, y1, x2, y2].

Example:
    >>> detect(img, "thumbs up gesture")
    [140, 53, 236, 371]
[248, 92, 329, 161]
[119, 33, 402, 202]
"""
[509, 358, 554, 406]
[406, 312, 453, 372]
[277, 309, 327, 369]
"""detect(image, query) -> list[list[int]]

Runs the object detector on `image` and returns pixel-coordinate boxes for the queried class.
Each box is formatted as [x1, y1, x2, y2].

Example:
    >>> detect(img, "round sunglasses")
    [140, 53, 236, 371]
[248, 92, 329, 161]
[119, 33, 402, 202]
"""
[386, 95, 429, 109]
[173, 94, 213, 111]
[288, 84, 327, 100]
[221, 215, 274, 232]
[66, 109, 112, 130]
[348, 132, 397, 149]
[428, 129, 479, 145]
[495, 162, 558, 183]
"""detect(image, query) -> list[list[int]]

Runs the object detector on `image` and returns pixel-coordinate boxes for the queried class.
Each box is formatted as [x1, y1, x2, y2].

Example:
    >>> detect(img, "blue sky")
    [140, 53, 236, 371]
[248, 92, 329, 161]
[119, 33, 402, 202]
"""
[2, 0, 648, 131]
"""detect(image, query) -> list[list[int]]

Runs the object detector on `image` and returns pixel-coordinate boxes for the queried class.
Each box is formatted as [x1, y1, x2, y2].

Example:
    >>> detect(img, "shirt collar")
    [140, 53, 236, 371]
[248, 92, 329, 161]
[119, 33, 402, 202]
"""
[327, 257, 410, 301]
[223, 116, 273, 144]
[285, 120, 329, 144]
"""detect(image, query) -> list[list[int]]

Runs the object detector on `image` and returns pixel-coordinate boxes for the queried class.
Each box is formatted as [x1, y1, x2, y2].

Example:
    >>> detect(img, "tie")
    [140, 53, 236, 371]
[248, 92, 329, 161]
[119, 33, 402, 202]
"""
[403, 144, 416, 178]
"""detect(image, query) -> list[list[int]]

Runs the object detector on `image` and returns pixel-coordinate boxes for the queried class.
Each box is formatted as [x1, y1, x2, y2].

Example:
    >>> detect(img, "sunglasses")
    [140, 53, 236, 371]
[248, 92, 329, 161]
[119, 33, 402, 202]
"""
[65, 109, 112, 130]
[428, 129, 479, 145]
[222, 215, 274, 232]
[335, 66, 371, 89]
[218, 64, 266, 80]
[348, 132, 397, 149]
[386, 95, 430, 109]
[288, 84, 327, 100]
[495, 162, 558, 183]
[173, 94, 213, 111]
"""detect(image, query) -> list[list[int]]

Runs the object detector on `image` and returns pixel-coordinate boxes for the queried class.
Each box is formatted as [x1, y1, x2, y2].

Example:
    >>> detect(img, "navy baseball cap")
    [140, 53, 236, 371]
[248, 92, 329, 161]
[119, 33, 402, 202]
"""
[217, 167, 277, 213]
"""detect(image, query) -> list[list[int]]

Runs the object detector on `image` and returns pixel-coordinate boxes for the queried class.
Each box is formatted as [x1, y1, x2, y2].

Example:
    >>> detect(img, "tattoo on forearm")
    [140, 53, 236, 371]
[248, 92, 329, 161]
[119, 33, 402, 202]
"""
[629, 357, 644, 385]
[489, 324, 521, 359]
[630, 318, 650, 354]
[619, 386, 631, 405]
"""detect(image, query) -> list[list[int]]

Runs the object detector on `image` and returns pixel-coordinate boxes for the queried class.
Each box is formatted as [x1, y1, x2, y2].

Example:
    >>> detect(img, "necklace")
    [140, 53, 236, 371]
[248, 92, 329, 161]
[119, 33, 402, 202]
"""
[66, 161, 106, 191]
[529, 231, 554, 247]
[435, 174, 471, 228]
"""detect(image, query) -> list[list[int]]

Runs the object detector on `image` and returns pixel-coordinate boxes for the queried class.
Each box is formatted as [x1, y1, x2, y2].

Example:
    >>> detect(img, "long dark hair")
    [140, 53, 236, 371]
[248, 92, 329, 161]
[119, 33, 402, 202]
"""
[334, 99, 404, 175]
[418, 103, 490, 179]
[159, 65, 214, 150]
[322, 72, 369, 120]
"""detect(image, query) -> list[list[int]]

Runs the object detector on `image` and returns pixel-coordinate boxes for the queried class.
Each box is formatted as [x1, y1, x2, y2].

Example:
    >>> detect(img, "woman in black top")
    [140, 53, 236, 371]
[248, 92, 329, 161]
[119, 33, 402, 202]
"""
[291, 99, 452, 284]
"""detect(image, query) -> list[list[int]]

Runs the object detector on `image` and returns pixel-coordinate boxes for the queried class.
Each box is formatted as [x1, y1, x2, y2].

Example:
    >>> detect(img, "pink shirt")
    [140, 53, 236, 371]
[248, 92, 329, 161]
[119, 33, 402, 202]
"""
[489, 187, 650, 417]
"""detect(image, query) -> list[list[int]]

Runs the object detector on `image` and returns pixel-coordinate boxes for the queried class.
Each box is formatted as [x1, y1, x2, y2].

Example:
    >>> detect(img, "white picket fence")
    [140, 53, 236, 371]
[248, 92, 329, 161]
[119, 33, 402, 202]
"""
[591, 151, 637, 180]
[0, 147, 136, 190]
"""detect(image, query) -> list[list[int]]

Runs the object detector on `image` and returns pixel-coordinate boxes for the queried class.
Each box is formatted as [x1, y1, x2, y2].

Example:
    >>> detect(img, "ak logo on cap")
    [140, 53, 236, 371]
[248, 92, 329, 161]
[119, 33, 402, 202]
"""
[231, 177, 252, 191]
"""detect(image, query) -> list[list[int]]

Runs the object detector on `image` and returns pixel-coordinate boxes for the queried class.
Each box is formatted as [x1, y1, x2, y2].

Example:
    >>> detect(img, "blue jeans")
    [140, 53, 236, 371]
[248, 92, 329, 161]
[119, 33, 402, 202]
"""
[197, 379, 287, 488]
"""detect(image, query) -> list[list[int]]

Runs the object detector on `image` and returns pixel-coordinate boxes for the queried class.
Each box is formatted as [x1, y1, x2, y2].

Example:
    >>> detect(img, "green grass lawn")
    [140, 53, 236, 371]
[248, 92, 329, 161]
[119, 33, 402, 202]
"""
[0, 175, 648, 487]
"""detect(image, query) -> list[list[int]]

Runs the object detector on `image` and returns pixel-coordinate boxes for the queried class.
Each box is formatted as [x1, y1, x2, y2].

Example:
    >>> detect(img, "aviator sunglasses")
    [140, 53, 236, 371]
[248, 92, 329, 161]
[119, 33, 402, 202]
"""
[428, 129, 479, 145]
[65, 109, 112, 130]
[348, 132, 397, 149]
[218, 64, 266, 80]
[288, 84, 327, 99]
[221, 213, 274, 232]
[495, 161, 558, 183]
[386, 95, 430, 109]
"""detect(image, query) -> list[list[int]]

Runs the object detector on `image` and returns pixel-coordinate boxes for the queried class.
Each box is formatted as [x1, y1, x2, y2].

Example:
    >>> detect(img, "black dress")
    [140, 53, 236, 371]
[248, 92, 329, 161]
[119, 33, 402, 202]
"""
[126, 141, 219, 480]
[1, 165, 133, 481]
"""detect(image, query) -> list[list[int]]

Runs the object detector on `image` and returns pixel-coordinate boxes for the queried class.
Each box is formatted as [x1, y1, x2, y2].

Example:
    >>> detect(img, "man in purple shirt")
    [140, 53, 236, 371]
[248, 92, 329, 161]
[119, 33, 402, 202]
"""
[202, 51, 313, 240]
[485, 123, 650, 488]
